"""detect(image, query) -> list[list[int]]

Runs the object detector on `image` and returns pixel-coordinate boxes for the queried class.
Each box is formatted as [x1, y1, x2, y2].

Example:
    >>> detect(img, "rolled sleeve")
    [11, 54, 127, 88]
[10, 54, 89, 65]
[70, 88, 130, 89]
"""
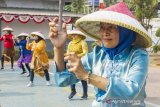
[53, 61, 79, 87]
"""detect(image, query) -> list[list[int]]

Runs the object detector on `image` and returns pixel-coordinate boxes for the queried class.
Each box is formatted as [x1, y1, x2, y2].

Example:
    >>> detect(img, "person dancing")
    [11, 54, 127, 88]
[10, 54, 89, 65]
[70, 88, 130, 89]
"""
[14, 33, 32, 76]
[66, 29, 89, 100]
[26, 31, 51, 87]
[0, 26, 15, 70]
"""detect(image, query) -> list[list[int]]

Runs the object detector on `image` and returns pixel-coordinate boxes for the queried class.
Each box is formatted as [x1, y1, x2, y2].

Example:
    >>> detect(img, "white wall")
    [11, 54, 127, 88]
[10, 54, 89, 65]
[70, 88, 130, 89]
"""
[3, 0, 59, 10]
[1, 19, 94, 41]
[1, 19, 50, 38]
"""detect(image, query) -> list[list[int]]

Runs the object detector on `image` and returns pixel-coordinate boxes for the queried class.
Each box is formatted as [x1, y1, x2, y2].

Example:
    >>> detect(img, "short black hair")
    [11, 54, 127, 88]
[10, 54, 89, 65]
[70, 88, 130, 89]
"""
[6, 30, 12, 34]
[35, 36, 43, 43]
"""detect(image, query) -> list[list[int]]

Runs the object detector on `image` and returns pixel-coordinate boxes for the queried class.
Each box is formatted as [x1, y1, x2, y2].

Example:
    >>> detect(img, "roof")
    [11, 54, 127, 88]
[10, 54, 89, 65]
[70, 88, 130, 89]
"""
[0, 7, 84, 17]
[0, 0, 72, 10]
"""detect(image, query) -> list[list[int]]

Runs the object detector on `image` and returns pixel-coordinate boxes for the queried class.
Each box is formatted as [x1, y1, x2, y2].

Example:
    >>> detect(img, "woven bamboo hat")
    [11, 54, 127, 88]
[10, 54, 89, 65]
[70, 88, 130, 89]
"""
[17, 33, 29, 38]
[30, 31, 45, 39]
[76, 2, 152, 48]
[2, 26, 14, 32]
[67, 29, 86, 40]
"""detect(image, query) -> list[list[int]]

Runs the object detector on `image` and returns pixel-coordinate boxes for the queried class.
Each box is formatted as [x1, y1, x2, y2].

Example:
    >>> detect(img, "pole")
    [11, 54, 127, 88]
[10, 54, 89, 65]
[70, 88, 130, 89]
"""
[88, 5, 90, 14]
[92, 0, 95, 12]
[59, 0, 63, 31]
[84, 5, 86, 14]
[0, 18, 2, 59]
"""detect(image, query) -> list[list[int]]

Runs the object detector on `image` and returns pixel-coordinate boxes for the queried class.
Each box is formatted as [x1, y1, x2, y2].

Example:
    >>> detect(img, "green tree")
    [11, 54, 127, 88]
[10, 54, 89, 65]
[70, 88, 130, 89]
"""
[65, 0, 158, 31]
[156, 28, 160, 37]
[152, 28, 160, 53]
[104, 0, 158, 30]
[64, 0, 86, 14]
[127, 0, 158, 30]
[104, 0, 119, 6]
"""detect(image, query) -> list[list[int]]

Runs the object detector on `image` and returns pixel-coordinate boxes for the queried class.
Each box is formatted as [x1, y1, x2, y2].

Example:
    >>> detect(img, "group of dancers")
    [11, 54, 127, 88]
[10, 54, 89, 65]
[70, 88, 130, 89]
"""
[0, 26, 89, 100]
[0, 26, 51, 87]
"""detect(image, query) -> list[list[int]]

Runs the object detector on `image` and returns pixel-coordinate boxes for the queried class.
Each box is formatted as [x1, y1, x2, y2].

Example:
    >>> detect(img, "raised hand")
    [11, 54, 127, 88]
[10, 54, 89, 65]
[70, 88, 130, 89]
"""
[2, 36, 6, 40]
[26, 37, 30, 43]
[12, 36, 18, 43]
[49, 17, 67, 49]
[64, 52, 87, 80]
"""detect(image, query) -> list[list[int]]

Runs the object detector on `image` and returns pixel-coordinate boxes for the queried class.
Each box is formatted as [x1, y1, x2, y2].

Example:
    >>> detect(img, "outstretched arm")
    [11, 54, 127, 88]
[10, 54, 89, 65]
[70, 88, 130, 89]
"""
[49, 17, 67, 71]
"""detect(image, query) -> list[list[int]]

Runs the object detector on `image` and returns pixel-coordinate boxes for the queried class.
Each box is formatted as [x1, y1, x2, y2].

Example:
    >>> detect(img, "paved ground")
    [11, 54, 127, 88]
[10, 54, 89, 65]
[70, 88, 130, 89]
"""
[0, 62, 160, 107]
[0, 62, 94, 107]
[145, 67, 160, 107]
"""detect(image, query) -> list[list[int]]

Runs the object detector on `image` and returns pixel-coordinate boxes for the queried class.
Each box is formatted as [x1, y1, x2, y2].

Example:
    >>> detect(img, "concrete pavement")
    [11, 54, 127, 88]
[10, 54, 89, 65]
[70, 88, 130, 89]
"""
[0, 63, 94, 107]
[0, 62, 160, 107]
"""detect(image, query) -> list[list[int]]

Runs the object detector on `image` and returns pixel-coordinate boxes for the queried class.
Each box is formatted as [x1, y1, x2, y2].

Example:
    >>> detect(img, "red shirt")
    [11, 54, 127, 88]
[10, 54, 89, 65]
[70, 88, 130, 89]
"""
[0, 34, 14, 48]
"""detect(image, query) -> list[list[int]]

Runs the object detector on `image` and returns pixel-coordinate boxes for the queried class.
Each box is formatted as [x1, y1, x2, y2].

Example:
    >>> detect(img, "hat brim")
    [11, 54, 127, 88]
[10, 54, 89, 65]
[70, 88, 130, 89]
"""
[30, 32, 45, 40]
[2, 28, 14, 32]
[18, 33, 29, 38]
[76, 11, 152, 48]
[17, 35, 28, 38]
[67, 31, 86, 40]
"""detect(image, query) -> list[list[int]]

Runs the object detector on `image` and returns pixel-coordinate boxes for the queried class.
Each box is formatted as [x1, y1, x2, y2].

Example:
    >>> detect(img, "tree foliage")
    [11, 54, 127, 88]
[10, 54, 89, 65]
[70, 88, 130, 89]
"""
[65, 0, 158, 31]
[156, 28, 160, 37]
[127, 0, 158, 30]
[103, 0, 158, 30]
[64, 0, 86, 14]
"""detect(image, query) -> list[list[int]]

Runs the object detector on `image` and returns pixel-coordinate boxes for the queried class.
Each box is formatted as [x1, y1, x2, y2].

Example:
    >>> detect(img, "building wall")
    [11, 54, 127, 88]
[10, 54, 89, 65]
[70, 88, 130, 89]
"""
[2, 19, 50, 38]
[1, 19, 94, 52]
[0, 0, 59, 10]
[1, 19, 94, 40]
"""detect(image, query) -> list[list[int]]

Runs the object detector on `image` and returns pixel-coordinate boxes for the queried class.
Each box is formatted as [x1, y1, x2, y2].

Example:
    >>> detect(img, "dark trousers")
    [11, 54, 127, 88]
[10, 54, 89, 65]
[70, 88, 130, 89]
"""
[1, 55, 14, 68]
[70, 80, 88, 96]
[22, 63, 31, 74]
[30, 69, 50, 82]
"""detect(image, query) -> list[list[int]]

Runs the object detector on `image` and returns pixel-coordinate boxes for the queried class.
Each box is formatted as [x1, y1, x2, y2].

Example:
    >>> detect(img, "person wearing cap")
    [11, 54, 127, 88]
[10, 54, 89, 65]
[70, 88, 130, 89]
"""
[14, 33, 32, 76]
[49, 2, 151, 107]
[26, 31, 51, 87]
[66, 29, 88, 100]
[0, 26, 15, 70]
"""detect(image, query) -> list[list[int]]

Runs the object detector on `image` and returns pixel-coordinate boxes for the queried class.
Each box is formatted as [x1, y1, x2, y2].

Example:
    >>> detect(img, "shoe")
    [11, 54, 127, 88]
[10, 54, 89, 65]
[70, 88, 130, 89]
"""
[27, 74, 30, 77]
[11, 68, 14, 71]
[0, 67, 4, 70]
[20, 71, 26, 75]
[46, 81, 51, 86]
[80, 95, 88, 100]
[26, 82, 33, 87]
[68, 91, 77, 99]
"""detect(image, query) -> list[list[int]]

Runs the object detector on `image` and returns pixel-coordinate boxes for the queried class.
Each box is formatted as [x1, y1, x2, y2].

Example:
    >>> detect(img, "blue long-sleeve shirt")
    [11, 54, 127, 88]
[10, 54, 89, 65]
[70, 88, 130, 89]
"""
[53, 45, 149, 107]
[15, 39, 32, 56]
